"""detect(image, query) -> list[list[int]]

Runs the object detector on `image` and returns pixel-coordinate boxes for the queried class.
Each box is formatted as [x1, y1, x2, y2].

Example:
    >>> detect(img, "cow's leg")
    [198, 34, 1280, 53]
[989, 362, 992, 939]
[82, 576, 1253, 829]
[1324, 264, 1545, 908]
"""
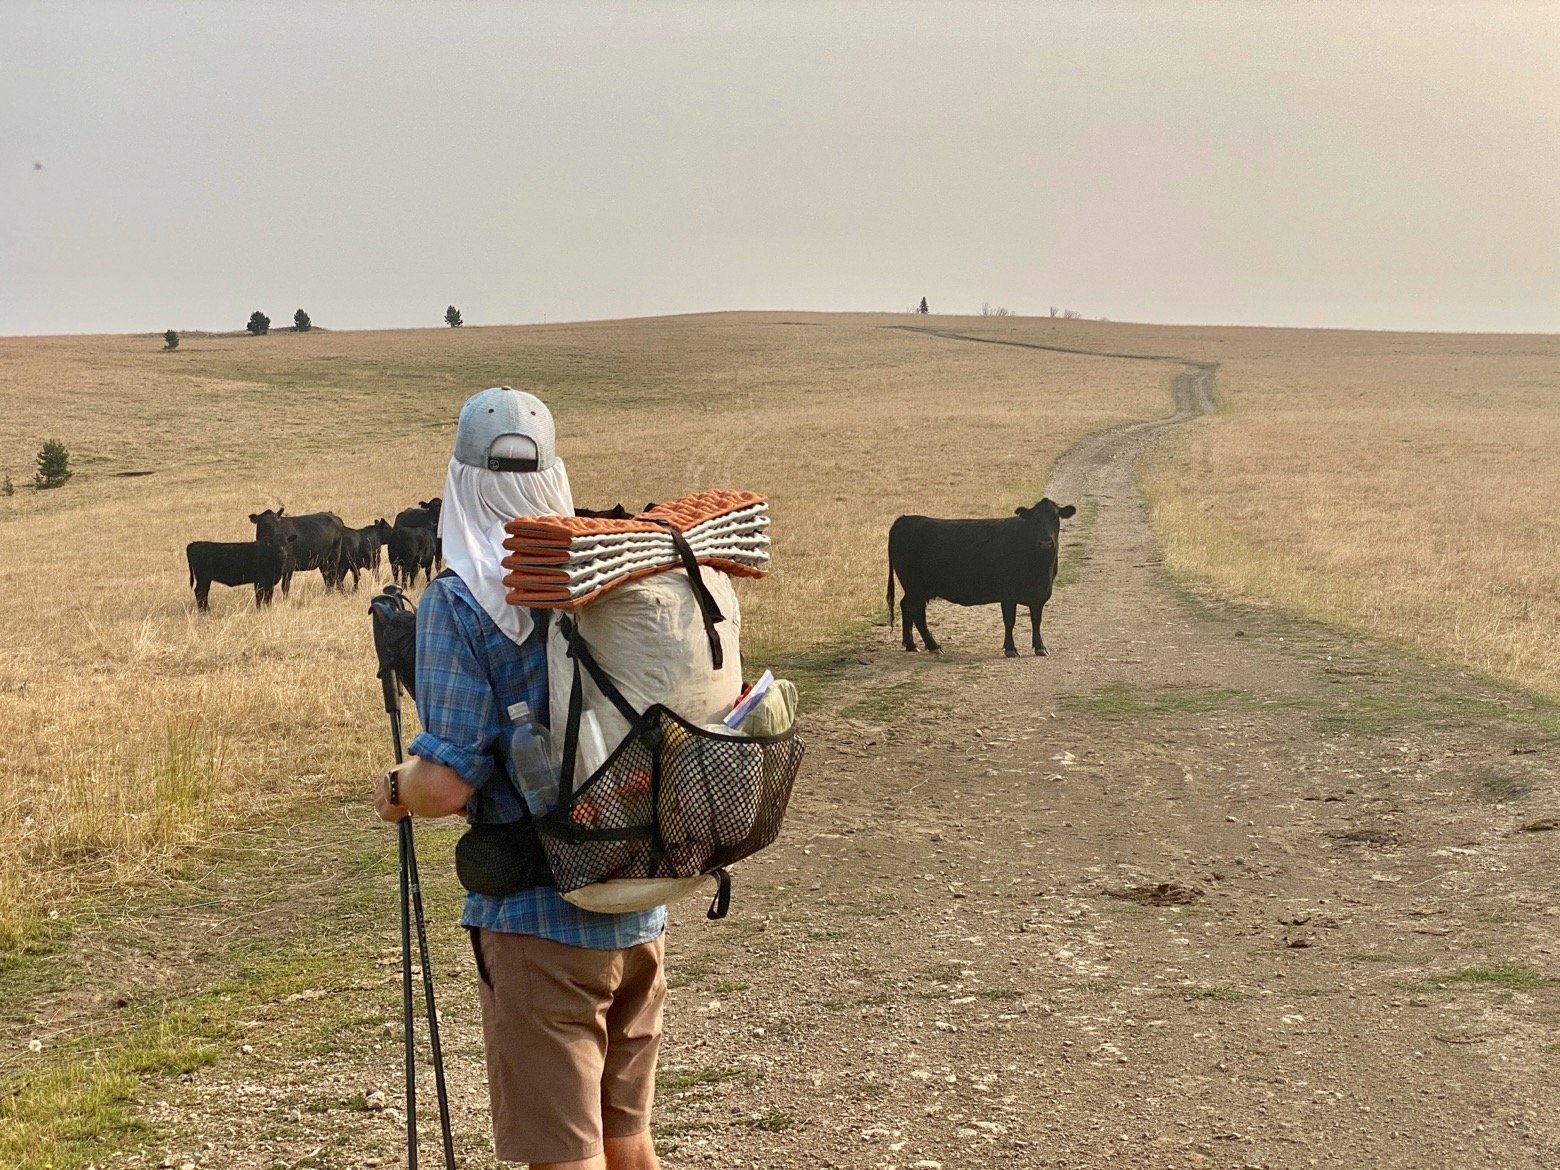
[1030, 602, 1048, 656]
[255, 582, 273, 608]
[900, 598, 918, 651]
[1001, 600, 1019, 658]
[911, 600, 942, 655]
[194, 579, 211, 611]
[280, 569, 293, 599]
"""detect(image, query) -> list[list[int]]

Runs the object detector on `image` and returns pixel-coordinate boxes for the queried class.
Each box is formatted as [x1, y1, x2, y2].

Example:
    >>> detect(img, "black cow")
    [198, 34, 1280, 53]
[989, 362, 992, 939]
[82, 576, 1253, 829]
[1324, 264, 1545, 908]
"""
[337, 519, 393, 591]
[186, 539, 287, 611]
[393, 497, 442, 532]
[389, 524, 439, 588]
[389, 498, 442, 587]
[250, 507, 348, 596]
[886, 498, 1077, 658]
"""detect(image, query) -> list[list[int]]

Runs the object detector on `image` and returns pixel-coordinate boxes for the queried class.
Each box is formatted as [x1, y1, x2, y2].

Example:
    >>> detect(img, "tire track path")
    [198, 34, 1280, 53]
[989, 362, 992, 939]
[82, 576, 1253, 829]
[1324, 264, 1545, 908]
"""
[648, 328, 1558, 1170]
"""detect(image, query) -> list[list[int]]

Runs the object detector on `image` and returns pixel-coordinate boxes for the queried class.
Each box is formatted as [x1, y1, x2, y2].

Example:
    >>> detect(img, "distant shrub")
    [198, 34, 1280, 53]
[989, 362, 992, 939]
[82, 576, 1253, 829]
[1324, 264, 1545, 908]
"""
[2, 474, 13, 497]
[294, 309, 311, 332]
[35, 440, 72, 489]
[981, 303, 1014, 317]
[247, 311, 271, 336]
[445, 305, 463, 328]
[163, 329, 179, 351]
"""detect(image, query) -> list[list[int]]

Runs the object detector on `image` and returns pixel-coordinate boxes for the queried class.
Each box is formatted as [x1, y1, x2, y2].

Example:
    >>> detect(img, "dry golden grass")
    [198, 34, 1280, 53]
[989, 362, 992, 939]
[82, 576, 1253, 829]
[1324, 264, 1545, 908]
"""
[1133, 325, 1560, 702]
[0, 313, 1168, 943]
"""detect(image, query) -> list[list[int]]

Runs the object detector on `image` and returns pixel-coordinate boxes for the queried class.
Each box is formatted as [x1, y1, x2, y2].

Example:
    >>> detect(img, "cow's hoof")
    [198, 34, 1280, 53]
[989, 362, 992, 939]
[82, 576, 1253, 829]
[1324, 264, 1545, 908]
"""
[903, 644, 918, 653]
[928, 646, 944, 656]
[1004, 648, 1019, 659]
[1034, 647, 1049, 657]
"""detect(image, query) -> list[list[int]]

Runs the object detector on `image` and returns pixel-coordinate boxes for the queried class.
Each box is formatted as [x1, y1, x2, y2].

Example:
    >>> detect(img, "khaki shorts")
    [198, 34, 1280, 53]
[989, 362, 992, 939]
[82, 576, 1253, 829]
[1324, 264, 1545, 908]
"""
[470, 929, 666, 1165]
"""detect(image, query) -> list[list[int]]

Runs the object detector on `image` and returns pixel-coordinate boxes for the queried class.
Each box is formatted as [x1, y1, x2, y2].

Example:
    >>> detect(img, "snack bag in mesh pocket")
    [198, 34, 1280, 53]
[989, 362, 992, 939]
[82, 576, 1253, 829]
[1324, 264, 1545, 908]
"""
[657, 720, 764, 848]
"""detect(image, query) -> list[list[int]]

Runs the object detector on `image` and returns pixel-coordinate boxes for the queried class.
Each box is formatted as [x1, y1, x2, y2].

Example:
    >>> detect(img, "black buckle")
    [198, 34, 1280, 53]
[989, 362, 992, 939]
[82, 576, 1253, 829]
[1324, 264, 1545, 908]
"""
[487, 455, 539, 472]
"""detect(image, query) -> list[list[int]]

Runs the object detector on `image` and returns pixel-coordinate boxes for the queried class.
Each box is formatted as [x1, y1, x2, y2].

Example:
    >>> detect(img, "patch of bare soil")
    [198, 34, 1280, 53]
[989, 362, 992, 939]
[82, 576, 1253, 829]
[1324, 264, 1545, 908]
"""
[9, 343, 1557, 1169]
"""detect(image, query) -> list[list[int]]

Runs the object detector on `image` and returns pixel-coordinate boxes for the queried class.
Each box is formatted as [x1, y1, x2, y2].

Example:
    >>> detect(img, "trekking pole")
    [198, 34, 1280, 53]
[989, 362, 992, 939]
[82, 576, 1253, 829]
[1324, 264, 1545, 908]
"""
[370, 588, 457, 1170]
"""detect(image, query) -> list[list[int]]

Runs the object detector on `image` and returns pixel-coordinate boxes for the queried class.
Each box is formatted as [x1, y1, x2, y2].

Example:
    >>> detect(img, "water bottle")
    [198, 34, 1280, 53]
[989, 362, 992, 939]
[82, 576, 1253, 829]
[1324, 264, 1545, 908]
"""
[507, 701, 558, 818]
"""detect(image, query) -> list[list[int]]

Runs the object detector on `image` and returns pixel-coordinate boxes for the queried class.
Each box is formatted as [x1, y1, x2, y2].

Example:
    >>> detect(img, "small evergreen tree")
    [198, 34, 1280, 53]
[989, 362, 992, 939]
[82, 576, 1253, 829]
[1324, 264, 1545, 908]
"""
[35, 440, 72, 489]
[917, 297, 929, 315]
[247, 311, 271, 336]
[294, 309, 312, 332]
[163, 329, 179, 350]
[445, 305, 463, 327]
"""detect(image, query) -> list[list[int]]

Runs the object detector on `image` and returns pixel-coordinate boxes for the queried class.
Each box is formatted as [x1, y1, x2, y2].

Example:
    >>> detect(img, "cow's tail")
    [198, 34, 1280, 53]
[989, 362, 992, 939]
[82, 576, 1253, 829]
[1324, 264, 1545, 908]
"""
[886, 555, 897, 621]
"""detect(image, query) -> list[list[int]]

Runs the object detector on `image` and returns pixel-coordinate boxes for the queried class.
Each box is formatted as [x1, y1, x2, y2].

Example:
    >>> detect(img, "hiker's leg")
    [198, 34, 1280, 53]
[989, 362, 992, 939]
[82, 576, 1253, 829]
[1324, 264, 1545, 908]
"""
[604, 1130, 658, 1170]
[601, 938, 665, 1170]
[476, 931, 611, 1167]
[524, 1128, 654, 1169]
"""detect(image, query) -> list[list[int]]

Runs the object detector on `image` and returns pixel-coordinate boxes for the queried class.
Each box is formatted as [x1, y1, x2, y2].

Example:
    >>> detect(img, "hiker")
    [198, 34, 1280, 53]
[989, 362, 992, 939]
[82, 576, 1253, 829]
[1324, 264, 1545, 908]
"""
[372, 386, 667, 1170]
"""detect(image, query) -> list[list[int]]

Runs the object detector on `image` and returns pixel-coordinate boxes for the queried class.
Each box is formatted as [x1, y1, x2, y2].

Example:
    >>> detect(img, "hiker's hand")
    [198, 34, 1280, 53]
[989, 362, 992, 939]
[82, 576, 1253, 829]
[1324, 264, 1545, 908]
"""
[374, 766, 411, 823]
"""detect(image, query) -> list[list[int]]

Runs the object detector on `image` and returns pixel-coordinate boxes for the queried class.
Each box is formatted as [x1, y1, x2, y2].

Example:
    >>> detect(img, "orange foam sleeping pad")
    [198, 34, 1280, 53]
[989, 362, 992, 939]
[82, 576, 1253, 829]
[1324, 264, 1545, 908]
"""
[501, 489, 768, 609]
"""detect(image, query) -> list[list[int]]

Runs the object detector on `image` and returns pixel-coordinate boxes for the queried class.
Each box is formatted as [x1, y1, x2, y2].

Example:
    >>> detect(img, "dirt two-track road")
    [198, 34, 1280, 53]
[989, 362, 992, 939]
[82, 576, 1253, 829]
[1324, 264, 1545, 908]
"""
[44, 337, 1555, 1170]
[643, 337, 1558, 1170]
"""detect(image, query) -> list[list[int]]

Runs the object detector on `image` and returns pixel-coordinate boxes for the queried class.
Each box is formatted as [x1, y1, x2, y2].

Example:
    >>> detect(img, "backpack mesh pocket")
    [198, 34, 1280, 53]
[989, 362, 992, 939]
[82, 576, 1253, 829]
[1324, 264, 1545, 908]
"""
[534, 707, 802, 894]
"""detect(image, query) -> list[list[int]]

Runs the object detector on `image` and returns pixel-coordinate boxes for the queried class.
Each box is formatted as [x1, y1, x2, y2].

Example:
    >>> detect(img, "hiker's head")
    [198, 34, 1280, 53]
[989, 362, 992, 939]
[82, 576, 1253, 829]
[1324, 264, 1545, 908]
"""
[441, 387, 574, 645]
[455, 387, 558, 473]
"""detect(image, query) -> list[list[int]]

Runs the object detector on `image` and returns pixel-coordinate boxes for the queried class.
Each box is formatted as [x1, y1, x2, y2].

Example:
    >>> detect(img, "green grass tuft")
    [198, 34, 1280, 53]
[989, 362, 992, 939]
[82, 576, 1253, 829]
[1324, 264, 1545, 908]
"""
[657, 1066, 746, 1095]
[1428, 965, 1553, 992]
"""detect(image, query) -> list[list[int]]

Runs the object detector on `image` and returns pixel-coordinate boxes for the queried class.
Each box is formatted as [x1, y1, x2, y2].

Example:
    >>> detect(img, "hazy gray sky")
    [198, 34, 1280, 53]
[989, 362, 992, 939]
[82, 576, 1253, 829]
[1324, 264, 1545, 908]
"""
[2, 1, 1556, 336]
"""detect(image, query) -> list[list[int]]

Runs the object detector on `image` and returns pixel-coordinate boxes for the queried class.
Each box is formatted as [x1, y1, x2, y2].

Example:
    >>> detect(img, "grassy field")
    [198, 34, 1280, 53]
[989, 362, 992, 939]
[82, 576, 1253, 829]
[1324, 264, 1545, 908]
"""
[5, 312, 1558, 946]
[3, 311, 1558, 1169]
[0, 312, 1169, 944]
[1131, 325, 1560, 703]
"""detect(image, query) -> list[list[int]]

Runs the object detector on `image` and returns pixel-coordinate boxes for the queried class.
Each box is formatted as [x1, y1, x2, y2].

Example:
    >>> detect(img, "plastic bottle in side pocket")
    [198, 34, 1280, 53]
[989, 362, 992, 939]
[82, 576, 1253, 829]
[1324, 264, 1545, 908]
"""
[507, 701, 558, 818]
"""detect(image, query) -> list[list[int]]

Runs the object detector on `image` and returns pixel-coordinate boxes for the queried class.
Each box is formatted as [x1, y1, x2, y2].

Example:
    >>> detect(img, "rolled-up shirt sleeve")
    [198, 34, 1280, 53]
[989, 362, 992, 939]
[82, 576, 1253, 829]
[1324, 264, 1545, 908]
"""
[408, 583, 500, 789]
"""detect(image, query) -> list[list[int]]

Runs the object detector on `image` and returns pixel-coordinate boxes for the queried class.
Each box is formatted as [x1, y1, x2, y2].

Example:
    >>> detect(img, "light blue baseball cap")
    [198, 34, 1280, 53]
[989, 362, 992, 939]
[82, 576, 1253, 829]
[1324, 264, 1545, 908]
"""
[453, 387, 557, 471]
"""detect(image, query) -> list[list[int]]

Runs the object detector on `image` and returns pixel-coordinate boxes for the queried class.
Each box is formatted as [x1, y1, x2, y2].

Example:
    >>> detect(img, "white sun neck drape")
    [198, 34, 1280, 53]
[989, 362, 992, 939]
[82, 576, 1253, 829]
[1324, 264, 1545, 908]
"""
[438, 456, 574, 645]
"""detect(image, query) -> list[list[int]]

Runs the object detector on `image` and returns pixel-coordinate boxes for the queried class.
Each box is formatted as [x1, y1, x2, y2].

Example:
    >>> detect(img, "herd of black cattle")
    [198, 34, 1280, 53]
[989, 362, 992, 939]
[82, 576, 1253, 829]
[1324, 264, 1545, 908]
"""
[185, 491, 1080, 660]
[185, 499, 443, 610]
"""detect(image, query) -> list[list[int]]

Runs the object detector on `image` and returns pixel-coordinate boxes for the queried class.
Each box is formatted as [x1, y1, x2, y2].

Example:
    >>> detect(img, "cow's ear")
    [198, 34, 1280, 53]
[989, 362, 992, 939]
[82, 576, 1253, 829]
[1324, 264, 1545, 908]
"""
[248, 513, 260, 523]
[1058, 504, 1077, 519]
[277, 506, 285, 516]
[1014, 506, 1030, 518]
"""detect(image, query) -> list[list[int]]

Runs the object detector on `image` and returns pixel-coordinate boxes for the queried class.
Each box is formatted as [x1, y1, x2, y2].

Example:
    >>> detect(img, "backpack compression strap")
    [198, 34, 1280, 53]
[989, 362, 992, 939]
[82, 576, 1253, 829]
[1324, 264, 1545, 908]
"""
[646, 518, 726, 670]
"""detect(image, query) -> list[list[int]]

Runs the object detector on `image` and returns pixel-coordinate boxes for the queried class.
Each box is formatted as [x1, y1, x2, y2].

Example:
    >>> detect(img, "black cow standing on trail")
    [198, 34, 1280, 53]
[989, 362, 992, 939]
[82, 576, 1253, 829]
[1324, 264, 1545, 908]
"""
[337, 519, 393, 591]
[250, 507, 348, 596]
[186, 540, 287, 610]
[388, 498, 442, 588]
[887, 498, 1077, 658]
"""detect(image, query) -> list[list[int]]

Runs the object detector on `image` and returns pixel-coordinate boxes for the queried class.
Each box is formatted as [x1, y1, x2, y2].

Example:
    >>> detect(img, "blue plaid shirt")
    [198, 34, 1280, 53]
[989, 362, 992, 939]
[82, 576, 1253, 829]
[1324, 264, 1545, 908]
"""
[408, 574, 665, 949]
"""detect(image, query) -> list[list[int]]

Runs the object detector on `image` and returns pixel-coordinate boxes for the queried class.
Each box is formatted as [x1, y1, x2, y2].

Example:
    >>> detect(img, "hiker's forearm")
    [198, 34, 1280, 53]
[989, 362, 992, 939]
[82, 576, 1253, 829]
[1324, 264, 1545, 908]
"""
[378, 757, 474, 820]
